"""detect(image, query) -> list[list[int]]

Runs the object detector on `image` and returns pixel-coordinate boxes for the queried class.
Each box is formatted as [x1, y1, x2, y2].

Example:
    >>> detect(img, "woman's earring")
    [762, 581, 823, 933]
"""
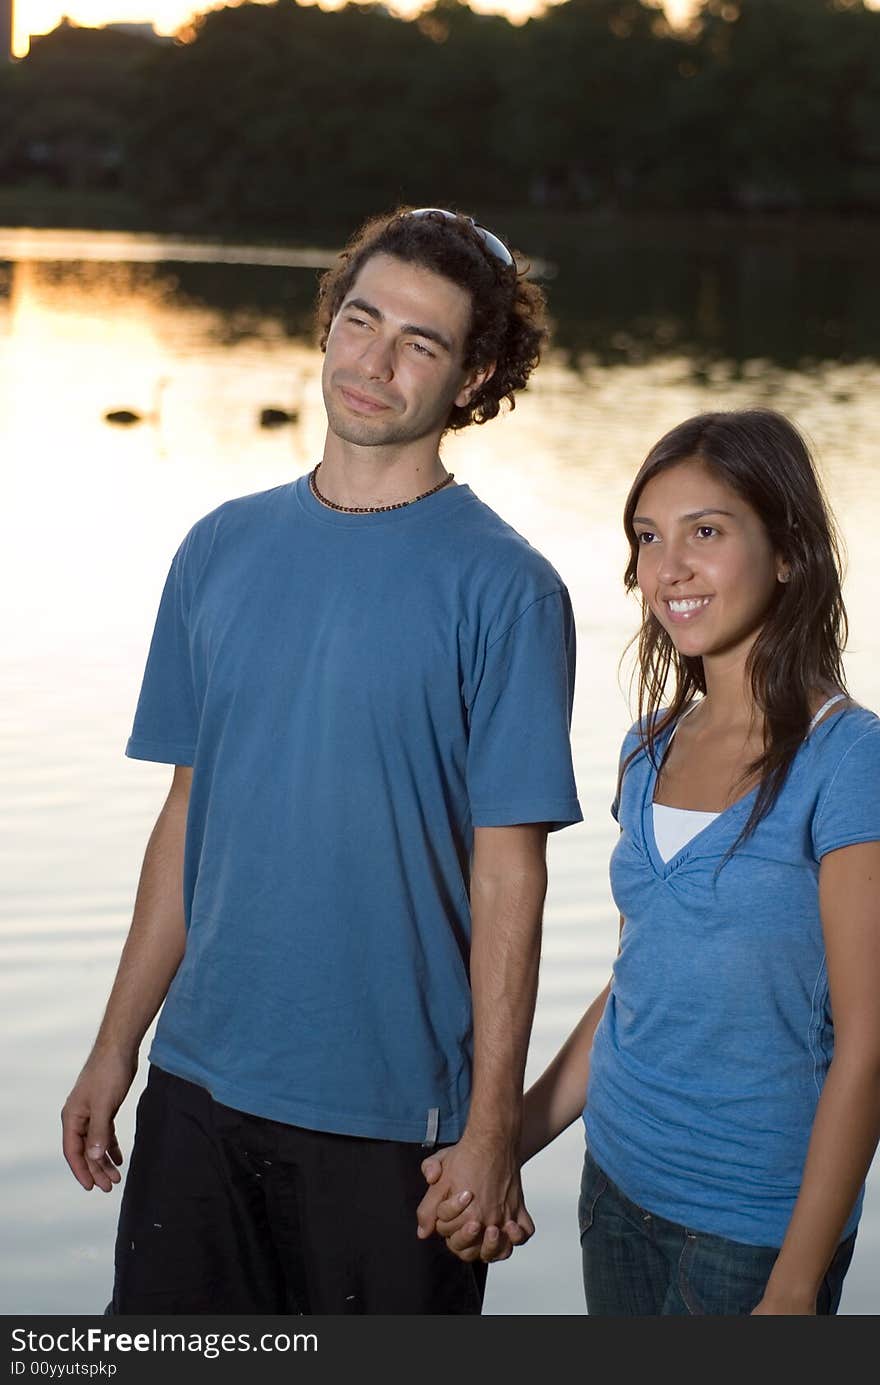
[778, 567, 790, 584]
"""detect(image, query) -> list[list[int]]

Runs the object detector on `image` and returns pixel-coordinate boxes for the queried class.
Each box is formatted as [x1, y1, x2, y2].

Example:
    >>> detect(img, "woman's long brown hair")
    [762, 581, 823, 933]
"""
[620, 409, 848, 851]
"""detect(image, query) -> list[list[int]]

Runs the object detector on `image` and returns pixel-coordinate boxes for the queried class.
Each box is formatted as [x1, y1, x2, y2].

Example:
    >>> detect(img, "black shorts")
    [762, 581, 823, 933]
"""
[111, 1065, 488, 1315]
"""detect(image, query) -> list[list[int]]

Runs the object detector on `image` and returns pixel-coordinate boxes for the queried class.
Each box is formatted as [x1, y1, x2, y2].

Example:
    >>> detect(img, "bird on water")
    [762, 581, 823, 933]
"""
[104, 378, 168, 426]
[258, 405, 299, 428]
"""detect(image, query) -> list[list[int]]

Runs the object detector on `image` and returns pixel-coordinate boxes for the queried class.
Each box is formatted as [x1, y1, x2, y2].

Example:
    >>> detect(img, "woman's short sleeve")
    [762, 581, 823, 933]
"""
[812, 723, 880, 858]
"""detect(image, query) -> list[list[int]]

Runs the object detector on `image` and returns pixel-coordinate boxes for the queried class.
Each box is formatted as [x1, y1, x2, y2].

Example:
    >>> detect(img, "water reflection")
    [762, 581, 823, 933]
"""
[27, 256, 319, 350]
[8, 224, 880, 372]
[177, 239, 880, 369]
[0, 261, 12, 321]
[515, 219, 880, 371]
[552, 242, 880, 370]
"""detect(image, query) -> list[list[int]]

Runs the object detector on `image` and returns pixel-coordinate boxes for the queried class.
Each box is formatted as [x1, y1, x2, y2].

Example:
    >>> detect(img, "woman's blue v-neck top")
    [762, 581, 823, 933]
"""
[584, 702, 880, 1246]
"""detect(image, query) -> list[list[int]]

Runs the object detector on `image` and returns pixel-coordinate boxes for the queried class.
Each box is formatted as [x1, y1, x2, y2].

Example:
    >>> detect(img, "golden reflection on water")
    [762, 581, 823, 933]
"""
[2, 234, 879, 1315]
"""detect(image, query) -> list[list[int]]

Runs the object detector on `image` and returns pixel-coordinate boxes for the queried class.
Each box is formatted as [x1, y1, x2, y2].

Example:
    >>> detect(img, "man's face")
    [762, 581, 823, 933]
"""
[322, 253, 483, 449]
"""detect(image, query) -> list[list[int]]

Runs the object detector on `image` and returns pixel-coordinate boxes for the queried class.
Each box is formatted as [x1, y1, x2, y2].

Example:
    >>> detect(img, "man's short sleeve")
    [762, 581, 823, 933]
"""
[466, 588, 582, 832]
[812, 723, 880, 859]
[125, 536, 201, 766]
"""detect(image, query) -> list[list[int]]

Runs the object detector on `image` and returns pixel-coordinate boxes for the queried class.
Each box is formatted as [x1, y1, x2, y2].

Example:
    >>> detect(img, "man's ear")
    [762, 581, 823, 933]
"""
[455, 361, 496, 408]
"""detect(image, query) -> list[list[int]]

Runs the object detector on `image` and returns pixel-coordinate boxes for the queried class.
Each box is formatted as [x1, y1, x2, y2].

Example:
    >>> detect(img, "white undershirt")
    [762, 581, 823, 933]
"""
[652, 803, 719, 862]
[650, 693, 847, 863]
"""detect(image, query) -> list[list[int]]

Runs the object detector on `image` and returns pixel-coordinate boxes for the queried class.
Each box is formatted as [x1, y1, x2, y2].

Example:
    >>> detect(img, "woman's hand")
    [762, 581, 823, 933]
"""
[751, 1292, 816, 1315]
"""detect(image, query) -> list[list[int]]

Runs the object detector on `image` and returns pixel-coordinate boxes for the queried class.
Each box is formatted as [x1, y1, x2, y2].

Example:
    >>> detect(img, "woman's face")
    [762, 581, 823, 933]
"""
[632, 457, 787, 667]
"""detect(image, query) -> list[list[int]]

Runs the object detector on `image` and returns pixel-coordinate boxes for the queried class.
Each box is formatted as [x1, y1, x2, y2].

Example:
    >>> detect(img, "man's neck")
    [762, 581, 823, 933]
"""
[316, 433, 451, 509]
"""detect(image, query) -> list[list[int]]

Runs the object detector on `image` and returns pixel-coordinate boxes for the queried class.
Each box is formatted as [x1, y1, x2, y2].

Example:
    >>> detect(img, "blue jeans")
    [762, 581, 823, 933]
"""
[578, 1146, 856, 1315]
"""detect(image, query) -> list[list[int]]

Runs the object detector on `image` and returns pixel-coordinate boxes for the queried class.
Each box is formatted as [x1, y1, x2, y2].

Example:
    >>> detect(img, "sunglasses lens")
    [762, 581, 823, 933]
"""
[475, 227, 514, 267]
[405, 208, 514, 267]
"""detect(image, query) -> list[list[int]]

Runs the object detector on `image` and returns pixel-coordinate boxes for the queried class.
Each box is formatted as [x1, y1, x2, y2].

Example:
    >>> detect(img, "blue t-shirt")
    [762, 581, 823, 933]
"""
[127, 475, 582, 1142]
[585, 702, 880, 1247]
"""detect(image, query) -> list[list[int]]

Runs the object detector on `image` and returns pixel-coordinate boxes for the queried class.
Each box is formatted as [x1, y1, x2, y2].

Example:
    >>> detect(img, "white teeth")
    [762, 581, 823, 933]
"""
[668, 597, 710, 613]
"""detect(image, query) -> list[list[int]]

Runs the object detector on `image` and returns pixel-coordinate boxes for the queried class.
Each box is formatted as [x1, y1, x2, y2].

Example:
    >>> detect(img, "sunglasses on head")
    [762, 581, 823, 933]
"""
[405, 207, 515, 268]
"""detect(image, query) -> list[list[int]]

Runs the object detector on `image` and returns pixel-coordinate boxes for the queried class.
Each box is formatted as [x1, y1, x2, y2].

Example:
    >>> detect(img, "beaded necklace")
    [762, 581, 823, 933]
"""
[309, 464, 454, 514]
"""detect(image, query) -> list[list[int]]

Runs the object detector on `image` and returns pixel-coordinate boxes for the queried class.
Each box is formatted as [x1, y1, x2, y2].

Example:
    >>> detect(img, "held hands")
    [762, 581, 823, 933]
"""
[61, 1050, 137, 1192]
[416, 1137, 534, 1263]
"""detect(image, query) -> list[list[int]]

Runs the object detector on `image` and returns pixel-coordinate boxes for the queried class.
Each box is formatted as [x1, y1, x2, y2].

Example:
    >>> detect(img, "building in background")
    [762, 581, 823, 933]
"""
[1, 0, 13, 62]
[105, 22, 167, 41]
[26, 16, 172, 54]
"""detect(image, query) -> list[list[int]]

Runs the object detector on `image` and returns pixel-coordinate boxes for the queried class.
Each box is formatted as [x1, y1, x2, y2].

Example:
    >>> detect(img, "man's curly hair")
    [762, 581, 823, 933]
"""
[315, 207, 548, 432]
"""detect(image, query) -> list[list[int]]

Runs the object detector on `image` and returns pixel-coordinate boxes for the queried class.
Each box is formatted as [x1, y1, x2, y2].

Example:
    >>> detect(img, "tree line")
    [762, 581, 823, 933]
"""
[2, 0, 879, 233]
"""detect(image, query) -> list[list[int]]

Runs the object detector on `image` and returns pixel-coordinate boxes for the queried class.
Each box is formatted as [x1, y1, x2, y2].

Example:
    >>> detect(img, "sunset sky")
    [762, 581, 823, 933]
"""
[11, 0, 701, 57]
[13, 0, 880, 59]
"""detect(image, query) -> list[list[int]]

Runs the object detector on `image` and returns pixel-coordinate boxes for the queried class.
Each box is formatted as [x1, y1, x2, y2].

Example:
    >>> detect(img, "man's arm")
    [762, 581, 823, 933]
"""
[61, 765, 192, 1192]
[426, 919, 621, 1258]
[416, 822, 548, 1260]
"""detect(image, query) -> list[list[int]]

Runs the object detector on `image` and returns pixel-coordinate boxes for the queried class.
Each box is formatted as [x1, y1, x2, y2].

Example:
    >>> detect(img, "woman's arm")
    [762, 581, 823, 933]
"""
[520, 975, 612, 1164]
[754, 840, 880, 1314]
[520, 913, 622, 1162]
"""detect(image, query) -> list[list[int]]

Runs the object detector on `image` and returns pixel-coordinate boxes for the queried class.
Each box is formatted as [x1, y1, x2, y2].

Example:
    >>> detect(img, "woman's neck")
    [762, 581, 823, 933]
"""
[698, 653, 759, 735]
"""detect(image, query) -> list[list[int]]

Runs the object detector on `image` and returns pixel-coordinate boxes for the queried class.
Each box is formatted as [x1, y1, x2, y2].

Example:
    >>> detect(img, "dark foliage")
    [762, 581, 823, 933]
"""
[2, 0, 879, 227]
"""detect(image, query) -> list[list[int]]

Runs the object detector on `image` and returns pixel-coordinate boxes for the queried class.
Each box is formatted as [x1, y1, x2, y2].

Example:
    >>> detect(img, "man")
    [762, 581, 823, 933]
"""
[61, 207, 582, 1314]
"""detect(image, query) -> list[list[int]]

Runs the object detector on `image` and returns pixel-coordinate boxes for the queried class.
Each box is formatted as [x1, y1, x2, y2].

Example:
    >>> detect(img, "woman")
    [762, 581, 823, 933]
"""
[425, 408, 880, 1314]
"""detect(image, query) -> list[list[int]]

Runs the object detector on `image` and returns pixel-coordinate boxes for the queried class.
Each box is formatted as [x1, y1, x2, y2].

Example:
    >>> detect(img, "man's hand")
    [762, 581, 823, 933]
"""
[416, 1138, 534, 1263]
[418, 825, 546, 1264]
[61, 1050, 137, 1192]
